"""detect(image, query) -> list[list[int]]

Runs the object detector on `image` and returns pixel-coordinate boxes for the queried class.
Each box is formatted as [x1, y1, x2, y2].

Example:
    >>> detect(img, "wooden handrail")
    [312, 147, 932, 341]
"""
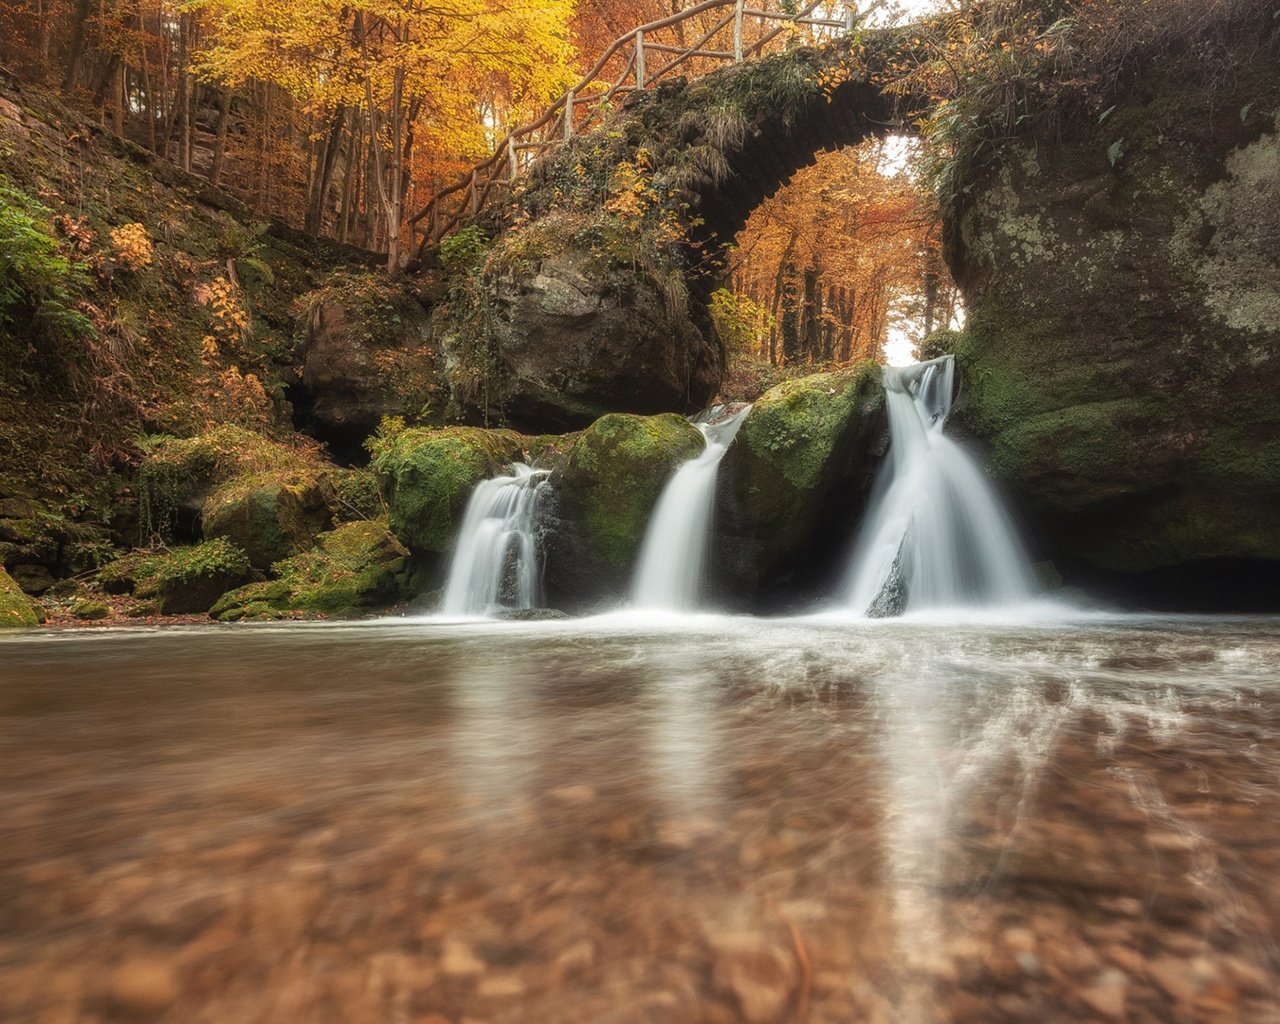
[410, 0, 864, 253]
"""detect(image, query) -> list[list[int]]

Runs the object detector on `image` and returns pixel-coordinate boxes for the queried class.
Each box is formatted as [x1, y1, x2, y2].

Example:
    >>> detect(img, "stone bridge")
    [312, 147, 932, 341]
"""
[414, 32, 920, 431]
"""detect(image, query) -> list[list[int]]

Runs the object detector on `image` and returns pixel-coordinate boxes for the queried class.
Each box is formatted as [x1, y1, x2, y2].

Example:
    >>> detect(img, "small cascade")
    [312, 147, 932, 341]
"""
[632, 405, 751, 611]
[441, 464, 548, 617]
[845, 356, 1037, 615]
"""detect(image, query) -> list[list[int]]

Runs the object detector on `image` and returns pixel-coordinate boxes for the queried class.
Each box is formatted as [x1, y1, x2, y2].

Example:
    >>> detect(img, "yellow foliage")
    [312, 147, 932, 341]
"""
[109, 223, 154, 271]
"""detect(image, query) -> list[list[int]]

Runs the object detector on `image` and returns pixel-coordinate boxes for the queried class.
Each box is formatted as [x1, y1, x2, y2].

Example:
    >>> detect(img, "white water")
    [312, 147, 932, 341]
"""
[845, 356, 1037, 615]
[631, 406, 751, 610]
[441, 464, 548, 617]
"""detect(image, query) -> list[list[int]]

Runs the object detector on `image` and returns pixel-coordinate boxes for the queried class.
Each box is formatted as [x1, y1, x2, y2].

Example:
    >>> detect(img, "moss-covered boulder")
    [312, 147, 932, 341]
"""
[0, 566, 39, 627]
[201, 471, 332, 571]
[137, 426, 321, 543]
[99, 539, 253, 615]
[372, 426, 525, 557]
[941, 48, 1280, 605]
[542, 413, 704, 607]
[210, 520, 411, 621]
[713, 365, 886, 606]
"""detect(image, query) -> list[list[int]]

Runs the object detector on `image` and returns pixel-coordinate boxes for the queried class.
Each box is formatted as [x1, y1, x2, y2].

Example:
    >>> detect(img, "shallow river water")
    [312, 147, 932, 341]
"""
[2, 615, 1279, 1023]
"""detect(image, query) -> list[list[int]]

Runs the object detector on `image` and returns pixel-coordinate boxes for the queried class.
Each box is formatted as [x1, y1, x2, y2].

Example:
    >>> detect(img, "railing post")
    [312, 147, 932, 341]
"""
[430, 204, 439, 244]
[845, 5, 856, 33]
[563, 90, 575, 141]
[635, 30, 646, 89]
[733, 0, 745, 61]
[469, 170, 480, 216]
[507, 136, 518, 181]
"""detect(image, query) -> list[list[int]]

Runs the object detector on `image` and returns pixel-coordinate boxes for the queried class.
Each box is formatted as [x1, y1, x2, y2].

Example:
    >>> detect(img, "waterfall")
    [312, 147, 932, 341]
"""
[441, 464, 548, 617]
[632, 405, 751, 611]
[845, 356, 1036, 616]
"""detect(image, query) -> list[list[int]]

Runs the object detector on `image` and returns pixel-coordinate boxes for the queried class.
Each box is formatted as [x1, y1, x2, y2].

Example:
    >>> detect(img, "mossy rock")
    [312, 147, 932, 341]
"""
[542, 412, 704, 605]
[70, 598, 111, 621]
[372, 427, 526, 556]
[714, 364, 886, 603]
[137, 426, 322, 543]
[201, 470, 332, 571]
[0, 566, 39, 627]
[210, 520, 412, 621]
[99, 539, 252, 615]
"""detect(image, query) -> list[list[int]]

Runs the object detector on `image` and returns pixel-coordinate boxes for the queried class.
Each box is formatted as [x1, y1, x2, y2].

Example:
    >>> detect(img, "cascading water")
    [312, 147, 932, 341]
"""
[845, 356, 1037, 615]
[441, 464, 548, 617]
[631, 405, 751, 611]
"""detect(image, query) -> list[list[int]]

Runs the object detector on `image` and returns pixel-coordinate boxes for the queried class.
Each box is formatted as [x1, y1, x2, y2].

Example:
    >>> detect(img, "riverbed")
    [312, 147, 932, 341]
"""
[2, 615, 1278, 1023]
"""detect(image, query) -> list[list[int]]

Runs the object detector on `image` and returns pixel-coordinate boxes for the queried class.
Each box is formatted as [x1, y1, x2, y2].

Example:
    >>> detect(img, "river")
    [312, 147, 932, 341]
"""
[2, 614, 1278, 1023]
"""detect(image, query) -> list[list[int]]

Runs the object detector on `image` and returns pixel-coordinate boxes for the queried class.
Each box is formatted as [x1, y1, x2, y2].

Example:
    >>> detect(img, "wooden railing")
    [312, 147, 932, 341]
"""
[410, 1, 868, 256]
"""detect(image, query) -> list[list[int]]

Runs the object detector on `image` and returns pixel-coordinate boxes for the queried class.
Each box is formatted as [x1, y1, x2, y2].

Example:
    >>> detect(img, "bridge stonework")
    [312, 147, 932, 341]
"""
[420, 34, 918, 431]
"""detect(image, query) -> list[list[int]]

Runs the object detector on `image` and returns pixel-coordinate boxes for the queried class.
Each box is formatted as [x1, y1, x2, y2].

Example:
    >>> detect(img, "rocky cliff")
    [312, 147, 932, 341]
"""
[939, 49, 1280, 608]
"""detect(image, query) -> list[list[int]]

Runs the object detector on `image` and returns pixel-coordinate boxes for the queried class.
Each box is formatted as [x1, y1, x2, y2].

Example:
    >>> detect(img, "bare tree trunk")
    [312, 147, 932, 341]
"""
[62, 0, 94, 94]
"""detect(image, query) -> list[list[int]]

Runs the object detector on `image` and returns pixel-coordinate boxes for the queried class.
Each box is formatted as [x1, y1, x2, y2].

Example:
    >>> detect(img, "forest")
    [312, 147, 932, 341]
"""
[2, 2, 1280, 1023]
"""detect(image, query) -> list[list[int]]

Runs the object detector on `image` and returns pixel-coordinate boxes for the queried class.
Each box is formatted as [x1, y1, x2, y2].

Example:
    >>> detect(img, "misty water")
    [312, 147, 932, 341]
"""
[3, 615, 1279, 1023]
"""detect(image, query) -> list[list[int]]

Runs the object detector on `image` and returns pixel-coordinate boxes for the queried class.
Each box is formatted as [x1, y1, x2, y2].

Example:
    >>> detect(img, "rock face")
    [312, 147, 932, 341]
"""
[713, 366, 887, 607]
[373, 427, 526, 559]
[473, 226, 722, 431]
[0, 566, 38, 627]
[542, 413, 704, 608]
[298, 274, 441, 456]
[942, 54, 1280, 607]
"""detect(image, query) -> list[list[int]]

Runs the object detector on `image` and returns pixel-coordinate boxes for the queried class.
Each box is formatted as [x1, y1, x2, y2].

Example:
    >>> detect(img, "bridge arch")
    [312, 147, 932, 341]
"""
[425, 32, 924, 431]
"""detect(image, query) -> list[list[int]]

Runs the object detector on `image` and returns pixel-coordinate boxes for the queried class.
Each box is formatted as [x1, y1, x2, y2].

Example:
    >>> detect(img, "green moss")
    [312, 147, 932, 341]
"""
[99, 538, 252, 614]
[0, 566, 39, 627]
[555, 413, 704, 573]
[137, 426, 318, 542]
[201, 469, 330, 570]
[210, 520, 410, 621]
[70, 598, 111, 621]
[323, 468, 384, 520]
[738, 363, 882, 493]
[373, 427, 525, 554]
[719, 365, 885, 590]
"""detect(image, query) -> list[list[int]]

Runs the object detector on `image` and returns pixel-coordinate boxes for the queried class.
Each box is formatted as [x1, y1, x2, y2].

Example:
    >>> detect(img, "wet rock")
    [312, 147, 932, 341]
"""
[542, 413, 703, 607]
[107, 958, 179, 1016]
[1081, 969, 1129, 1019]
[440, 940, 485, 977]
[708, 933, 793, 1024]
[714, 366, 887, 608]
[373, 426, 525, 559]
[865, 550, 906, 618]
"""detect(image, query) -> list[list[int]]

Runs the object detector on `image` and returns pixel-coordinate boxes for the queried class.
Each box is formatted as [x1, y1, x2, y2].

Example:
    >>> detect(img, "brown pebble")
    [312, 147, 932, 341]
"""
[108, 958, 179, 1014]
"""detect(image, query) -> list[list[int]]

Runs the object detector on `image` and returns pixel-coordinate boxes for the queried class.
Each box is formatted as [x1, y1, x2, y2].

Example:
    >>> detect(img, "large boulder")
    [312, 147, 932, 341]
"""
[136, 426, 318, 543]
[201, 471, 332, 571]
[942, 51, 1280, 607]
[449, 214, 722, 431]
[713, 365, 886, 607]
[299, 273, 442, 458]
[372, 426, 526, 559]
[541, 412, 704, 608]
[0, 566, 39, 627]
[211, 520, 412, 621]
